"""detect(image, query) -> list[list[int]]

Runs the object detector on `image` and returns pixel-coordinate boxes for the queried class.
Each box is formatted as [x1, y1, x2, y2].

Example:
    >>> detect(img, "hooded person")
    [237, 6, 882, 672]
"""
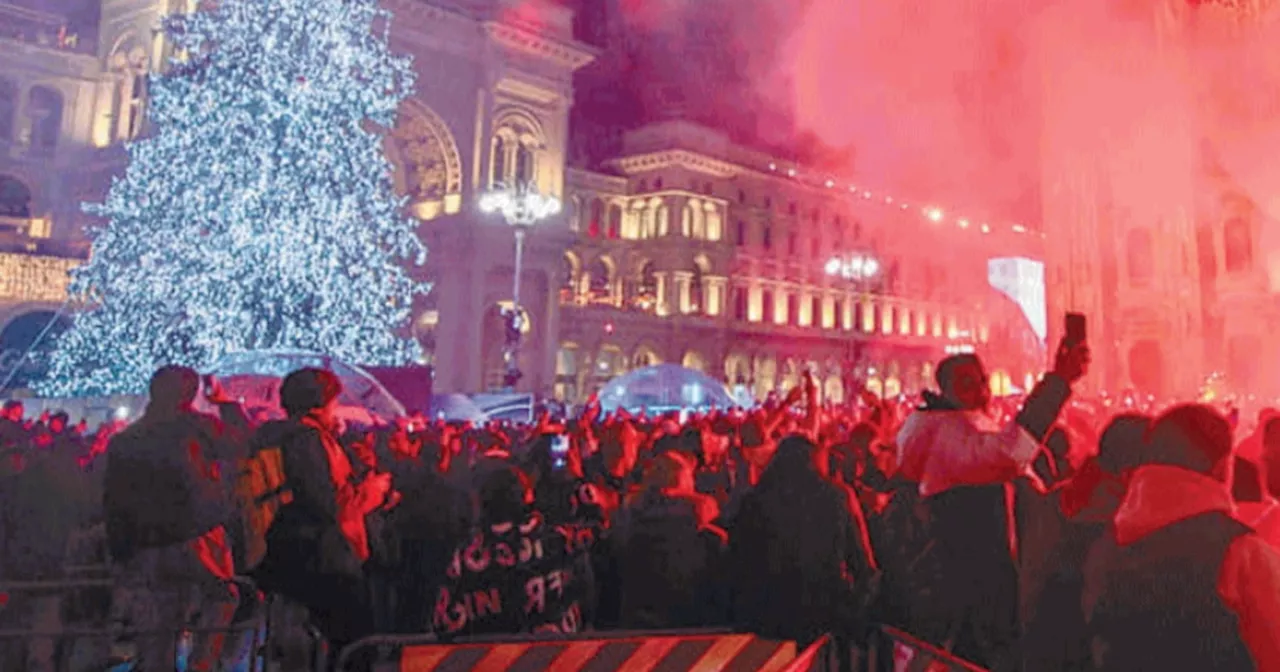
[1084, 404, 1280, 672]
[892, 338, 1088, 670]
[729, 435, 877, 648]
[609, 451, 728, 629]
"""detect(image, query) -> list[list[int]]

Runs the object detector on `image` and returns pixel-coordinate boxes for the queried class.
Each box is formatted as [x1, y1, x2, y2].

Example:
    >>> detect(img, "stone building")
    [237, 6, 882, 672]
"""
[0, 0, 1046, 402]
[1038, 0, 1280, 398]
[555, 119, 1046, 404]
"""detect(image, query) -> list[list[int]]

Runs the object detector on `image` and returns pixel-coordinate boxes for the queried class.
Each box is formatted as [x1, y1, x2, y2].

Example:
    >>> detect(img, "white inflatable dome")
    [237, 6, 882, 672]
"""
[598, 364, 734, 414]
[202, 350, 406, 423]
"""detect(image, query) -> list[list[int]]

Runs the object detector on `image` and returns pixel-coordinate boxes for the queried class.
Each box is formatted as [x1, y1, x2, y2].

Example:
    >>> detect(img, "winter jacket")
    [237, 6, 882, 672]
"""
[895, 375, 1070, 499]
[613, 489, 725, 629]
[103, 404, 244, 563]
[255, 415, 385, 589]
[3, 446, 95, 579]
[432, 511, 599, 637]
[728, 440, 875, 646]
[1084, 465, 1280, 671]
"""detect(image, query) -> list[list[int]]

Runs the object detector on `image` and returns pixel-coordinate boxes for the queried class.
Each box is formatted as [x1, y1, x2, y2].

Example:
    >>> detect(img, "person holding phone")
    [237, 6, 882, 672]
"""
[893, 314, 1090, 669]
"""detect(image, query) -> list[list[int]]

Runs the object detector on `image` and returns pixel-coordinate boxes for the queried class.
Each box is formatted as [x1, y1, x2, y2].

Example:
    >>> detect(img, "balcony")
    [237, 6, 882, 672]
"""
[0, 3, 94, 55]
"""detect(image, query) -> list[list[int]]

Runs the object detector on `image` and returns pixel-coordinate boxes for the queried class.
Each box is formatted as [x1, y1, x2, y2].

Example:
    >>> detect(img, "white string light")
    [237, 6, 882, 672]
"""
[764, 162, 1043, 239]
[39, 0, 427, 397]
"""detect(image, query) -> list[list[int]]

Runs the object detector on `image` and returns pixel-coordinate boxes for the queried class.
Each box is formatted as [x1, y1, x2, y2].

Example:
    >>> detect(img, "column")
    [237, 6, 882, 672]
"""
[706, 276, 728, 316]
[672, 270, 693, 313]
[655, 272, 670, 316]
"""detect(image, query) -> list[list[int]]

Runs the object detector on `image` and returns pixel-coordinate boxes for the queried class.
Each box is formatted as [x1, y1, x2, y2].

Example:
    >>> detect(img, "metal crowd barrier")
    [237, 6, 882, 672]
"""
[865, 626, 990, 672]
[0, 573, 273, 672]
[335, 628, 834, 672]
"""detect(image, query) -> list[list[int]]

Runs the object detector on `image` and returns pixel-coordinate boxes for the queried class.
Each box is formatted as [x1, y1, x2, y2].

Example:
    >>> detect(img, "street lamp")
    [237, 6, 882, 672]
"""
[824, 253, 880, 282]
[825, 252, 881, 400]
[478, 182, 562, 390]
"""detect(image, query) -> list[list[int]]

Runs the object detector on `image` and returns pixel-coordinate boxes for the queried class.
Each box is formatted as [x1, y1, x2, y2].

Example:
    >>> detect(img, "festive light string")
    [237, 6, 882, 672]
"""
[763, 162, 1046, 240]
[37, 0, 428, 397]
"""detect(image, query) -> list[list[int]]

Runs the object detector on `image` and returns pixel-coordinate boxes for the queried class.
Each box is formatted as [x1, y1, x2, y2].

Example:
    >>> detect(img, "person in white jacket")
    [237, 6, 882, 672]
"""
[892, 339, 1088, 670]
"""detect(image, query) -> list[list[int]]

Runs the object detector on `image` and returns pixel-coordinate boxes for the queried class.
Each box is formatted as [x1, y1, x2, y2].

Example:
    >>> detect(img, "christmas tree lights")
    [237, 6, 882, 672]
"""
[39, 0, 427, 397]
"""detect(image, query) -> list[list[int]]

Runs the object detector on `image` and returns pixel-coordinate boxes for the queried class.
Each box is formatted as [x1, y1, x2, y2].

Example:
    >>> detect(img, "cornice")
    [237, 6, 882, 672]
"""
[0, 38, 100, 79]
[605, 150, 741, 179]
[566, 167, 628, 194]
[482, 21, 596, 71]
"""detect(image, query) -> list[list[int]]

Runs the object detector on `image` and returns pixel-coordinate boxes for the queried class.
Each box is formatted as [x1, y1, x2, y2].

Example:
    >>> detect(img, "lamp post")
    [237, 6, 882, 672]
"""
[478, 182, 561, 390]
[825, 252, 880, 401]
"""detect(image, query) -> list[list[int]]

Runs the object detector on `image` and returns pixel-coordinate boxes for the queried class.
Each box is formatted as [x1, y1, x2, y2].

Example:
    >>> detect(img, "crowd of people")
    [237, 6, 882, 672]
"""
[2, 336, 1280, 672]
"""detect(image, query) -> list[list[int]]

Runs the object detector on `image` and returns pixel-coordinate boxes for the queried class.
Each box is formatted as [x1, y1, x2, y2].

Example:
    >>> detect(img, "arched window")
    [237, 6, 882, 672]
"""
[1224, 218, 1253, 274]
[0, 79, 15, 143]
[735, 220, 746, 246]
[683, 199, 703, 238]
[560, 255, 577, 298]
[811, 296, 822, 327]
[588, 199, 603, 237]
[787, 294, 800, 325]
[762, 289, 775, 324]
[27, 86, 63, 153]
[0, 174, 32, 217]
[1127, 228, 1154, 286]
[490, 135, 508, 185]
[587, 259, 612, 300]
[639, 262, 658, 298]
[704, 202, 722, 241]
[732, 288, 746, 320]
[652, 199, 668, 237]
[607, 204, 622, 238]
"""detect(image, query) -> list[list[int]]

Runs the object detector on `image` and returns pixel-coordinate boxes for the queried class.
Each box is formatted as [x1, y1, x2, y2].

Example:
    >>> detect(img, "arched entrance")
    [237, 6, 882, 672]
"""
[0, 174, 32, 217]
[681, 350, 706, 373]
[0, 310, 71, 390]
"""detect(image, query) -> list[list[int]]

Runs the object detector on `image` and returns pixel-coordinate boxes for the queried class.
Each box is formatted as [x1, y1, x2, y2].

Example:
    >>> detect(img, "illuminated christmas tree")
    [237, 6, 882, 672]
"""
[40, 0, 426, 397]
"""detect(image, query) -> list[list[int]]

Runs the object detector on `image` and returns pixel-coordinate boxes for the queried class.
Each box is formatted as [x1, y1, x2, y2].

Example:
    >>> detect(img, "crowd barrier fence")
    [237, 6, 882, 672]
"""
[335, 625, 987, 672]
[337, 629, 836, 672]
[865, 627, 989, 672]
[0, 573, 273, 672]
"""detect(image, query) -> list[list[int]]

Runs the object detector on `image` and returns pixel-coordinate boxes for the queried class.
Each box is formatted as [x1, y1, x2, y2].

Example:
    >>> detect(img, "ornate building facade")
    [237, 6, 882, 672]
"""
[1, 0, 1046, 402]
[1039, 0, 1280, 398]
[555, 120, 1046, 404]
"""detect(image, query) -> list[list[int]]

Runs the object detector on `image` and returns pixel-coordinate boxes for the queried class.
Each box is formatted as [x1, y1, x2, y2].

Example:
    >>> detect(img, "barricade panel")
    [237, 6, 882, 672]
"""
[0, 574, 272, 672]
[877, 627, 989, 672]
[339, 630, 806, 672]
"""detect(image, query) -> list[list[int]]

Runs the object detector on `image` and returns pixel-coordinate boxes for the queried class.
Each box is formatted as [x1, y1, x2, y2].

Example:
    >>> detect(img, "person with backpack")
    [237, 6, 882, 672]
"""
[103, 366, 249, 672]
[249, 368, 394, 669]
